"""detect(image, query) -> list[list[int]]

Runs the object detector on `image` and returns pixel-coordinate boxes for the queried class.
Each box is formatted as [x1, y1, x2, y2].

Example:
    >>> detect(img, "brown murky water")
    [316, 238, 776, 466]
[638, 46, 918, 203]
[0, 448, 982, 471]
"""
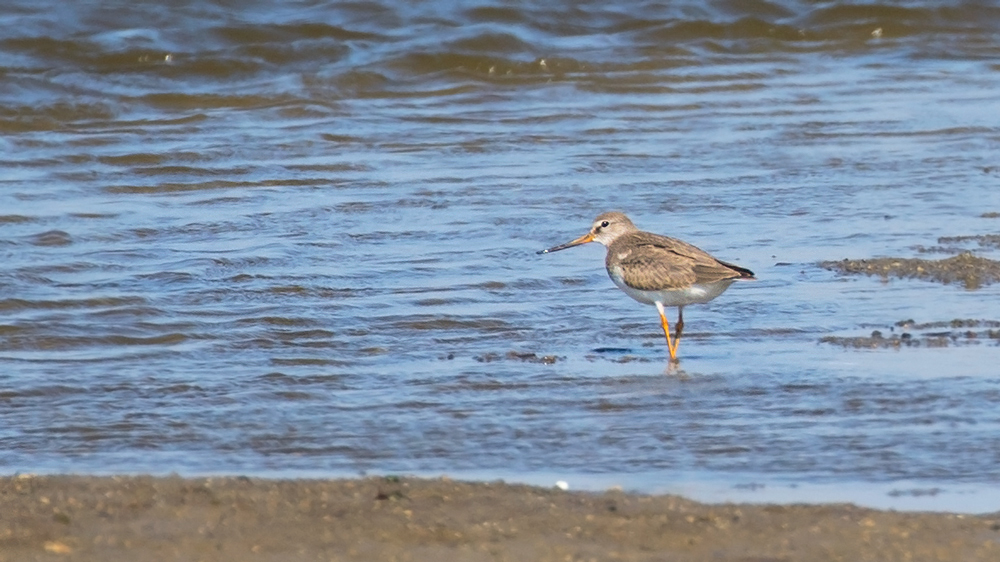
[3, 0, 1000, 511]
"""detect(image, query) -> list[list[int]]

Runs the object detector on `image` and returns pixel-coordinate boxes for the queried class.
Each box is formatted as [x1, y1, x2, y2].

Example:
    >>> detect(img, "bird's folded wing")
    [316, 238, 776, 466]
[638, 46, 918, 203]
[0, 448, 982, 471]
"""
[618, 240, 742, 290]
[615, 244, 698, 290]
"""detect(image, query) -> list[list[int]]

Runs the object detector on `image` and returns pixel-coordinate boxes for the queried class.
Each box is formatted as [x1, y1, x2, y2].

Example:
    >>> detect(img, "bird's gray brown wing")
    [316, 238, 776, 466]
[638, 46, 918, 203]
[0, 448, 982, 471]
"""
[612, 244, 698, 291]
[609, 232, 744, 290]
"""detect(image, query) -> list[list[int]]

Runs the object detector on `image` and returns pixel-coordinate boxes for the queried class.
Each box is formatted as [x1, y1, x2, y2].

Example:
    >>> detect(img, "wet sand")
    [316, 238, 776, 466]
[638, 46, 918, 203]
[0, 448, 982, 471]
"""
[2, 475, 998, 561]
[820, 318, 1000, 349]
[819, 238, 1000, 349]
[821, 252, 1000, 290]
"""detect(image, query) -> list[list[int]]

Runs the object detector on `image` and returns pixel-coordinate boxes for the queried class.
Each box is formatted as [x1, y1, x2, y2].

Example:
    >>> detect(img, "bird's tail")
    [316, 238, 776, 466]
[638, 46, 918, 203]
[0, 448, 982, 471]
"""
[718, 260, 756, 280]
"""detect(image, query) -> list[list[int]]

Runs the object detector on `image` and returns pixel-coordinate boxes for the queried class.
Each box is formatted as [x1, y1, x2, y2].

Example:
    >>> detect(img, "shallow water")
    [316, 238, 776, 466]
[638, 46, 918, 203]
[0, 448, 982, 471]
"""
[3, 0, 1000, 512]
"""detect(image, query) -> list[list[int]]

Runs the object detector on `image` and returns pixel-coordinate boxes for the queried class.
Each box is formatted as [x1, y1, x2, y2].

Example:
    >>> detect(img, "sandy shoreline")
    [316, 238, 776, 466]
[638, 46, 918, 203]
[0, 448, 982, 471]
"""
[2, 475, 999, 561]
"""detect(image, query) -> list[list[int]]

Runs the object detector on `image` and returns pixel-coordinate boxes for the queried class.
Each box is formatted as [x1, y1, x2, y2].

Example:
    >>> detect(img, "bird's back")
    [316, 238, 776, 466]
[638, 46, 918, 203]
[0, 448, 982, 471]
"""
[606, 231, 753, 292]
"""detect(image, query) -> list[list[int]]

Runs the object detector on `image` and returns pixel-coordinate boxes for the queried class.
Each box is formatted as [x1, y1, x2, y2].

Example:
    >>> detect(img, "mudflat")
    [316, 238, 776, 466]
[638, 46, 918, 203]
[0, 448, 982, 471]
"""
[2, 475, 998, 561]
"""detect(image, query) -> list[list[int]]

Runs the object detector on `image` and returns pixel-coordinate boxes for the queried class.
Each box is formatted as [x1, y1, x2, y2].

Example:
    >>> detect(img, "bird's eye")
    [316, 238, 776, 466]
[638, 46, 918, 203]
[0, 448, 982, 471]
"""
[600, 220, 610, 228]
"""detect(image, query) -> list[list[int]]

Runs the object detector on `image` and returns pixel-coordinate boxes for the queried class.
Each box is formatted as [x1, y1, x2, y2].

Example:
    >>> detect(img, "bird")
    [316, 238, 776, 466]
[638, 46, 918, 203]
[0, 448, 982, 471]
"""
[538, 211, 754, 362]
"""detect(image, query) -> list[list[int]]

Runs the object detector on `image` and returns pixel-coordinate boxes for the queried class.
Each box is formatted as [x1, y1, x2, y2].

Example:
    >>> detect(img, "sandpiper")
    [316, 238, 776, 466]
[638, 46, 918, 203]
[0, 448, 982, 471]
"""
[538, 211, 754, 362]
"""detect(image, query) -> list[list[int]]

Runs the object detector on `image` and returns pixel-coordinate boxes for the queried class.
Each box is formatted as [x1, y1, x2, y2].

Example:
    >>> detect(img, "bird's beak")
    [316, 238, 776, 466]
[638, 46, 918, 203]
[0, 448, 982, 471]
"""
[537, 232, 595, 254]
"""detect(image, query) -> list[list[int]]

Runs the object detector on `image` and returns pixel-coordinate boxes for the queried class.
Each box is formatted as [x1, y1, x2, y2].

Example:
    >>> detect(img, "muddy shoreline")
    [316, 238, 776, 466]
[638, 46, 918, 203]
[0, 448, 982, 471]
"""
[2, 474, 998, 561]
[821, 251, 1000, 290]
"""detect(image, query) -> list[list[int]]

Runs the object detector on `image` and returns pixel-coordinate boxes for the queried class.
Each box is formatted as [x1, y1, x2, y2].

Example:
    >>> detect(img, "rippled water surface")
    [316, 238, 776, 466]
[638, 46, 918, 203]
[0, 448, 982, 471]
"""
[4, 0, 1000, 511]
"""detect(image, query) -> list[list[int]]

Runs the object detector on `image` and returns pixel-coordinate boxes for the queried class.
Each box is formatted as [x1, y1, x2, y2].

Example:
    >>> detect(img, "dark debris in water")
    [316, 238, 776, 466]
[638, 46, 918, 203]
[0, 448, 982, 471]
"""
[591, 347, 631, 354]
[821, 333, 946, 349]
[586, 347, 655, 363]
[821, 319, 1000, 349]
[937, 234, 1000, 249]
[820, 252, 1000, 289]
[887, 487, 942, 498]
[895, 318, 1000, 330]
[604, 354, 654, 364]
[474, 351, 561, 364]
[913, 244, 969, 255]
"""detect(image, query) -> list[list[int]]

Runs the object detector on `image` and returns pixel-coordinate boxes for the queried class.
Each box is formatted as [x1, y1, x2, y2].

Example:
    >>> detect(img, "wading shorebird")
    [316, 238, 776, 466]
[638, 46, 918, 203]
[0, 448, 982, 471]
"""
[538, 211, 755, 362]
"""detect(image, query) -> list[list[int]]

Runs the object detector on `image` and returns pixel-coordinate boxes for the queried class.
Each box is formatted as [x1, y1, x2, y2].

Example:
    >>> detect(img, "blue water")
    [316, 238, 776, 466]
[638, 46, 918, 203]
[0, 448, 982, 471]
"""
[3, 0, 1000, 512]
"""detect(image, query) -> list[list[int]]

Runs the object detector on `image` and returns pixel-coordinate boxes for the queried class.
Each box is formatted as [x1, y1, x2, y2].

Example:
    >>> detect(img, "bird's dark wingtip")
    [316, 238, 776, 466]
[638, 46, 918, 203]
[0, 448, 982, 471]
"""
[718, 259, 755, 279]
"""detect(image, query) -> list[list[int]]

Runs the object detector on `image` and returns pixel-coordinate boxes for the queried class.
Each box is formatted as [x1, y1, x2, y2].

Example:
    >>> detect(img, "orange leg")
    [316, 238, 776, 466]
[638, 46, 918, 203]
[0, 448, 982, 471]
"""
[671, 307, 684, 359]
[655, 302, 679, 362]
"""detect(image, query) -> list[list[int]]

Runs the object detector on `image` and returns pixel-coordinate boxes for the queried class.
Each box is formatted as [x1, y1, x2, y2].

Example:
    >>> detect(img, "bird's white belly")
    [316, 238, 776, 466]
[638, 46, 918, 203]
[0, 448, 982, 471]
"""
[608, 271, 735, 307]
